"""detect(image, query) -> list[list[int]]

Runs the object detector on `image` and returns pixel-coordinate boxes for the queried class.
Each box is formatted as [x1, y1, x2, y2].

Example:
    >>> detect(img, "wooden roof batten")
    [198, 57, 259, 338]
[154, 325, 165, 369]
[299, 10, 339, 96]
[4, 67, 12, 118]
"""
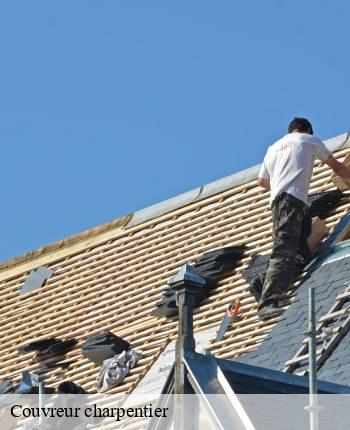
[0, 131, 349, 395]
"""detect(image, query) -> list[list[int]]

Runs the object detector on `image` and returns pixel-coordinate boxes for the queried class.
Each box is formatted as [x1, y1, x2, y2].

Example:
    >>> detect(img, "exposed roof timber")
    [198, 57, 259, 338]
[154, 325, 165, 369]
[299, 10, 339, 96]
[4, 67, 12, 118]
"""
[0, 132, 348, 277]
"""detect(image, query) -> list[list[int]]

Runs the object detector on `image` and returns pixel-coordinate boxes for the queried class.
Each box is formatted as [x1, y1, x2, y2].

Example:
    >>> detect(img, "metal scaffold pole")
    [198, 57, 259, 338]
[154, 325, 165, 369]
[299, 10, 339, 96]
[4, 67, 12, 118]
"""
[305, 286, 322, 430]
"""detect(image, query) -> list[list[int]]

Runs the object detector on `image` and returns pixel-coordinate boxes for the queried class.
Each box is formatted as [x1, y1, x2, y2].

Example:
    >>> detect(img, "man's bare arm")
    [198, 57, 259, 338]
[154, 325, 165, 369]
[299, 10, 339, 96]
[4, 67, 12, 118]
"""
[257, 177, 270, 190]
[325, 155, 350, 187]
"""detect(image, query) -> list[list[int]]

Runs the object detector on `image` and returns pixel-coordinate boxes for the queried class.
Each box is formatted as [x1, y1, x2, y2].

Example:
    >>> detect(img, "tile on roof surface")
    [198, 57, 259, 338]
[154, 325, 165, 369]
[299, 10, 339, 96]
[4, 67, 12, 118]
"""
[0, 145, 350, 393]
[236, 252, 350, 384]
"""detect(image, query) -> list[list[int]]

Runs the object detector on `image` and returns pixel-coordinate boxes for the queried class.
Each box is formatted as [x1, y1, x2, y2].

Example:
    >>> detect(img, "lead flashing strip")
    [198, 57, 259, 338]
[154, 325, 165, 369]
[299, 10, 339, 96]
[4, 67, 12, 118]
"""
[126, 132, 350, 229]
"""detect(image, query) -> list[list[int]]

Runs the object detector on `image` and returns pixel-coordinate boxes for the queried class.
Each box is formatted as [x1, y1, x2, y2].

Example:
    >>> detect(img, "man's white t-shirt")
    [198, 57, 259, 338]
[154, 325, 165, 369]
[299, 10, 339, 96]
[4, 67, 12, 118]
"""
[258, 132, 331, 206]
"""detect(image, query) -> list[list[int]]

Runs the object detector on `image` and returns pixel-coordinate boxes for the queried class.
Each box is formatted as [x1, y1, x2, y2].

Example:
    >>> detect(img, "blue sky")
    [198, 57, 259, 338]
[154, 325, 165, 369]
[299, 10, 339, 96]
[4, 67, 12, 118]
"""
[1, 1, 349, 261]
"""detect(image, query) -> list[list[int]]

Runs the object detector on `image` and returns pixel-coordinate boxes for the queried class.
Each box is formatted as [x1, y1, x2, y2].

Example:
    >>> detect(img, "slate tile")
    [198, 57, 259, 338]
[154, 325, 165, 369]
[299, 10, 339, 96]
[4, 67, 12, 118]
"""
[235, 257, 350, 384]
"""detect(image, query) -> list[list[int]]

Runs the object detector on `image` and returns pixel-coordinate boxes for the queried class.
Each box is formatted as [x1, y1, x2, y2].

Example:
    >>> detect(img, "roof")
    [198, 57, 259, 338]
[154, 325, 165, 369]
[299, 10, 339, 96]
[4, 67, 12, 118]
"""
[1, 131, 350, 394]
[1, 132, 349, 274]
[237, 232, 350, 385]
[182, 352, 350, 395]
[147, 352, 350, 430]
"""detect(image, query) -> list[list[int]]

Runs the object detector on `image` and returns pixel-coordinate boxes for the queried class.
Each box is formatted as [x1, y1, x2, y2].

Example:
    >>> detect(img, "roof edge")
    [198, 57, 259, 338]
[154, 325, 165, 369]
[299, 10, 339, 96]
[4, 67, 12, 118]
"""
[125, 131, 350, 228]
[1, 131, 348, 276]
[0, 215, 131, 274]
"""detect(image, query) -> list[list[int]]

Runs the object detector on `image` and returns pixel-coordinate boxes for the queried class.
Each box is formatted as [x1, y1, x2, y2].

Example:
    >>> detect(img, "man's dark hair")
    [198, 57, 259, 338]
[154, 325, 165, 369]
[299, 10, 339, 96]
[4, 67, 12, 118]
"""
[288, 117, 313, 135]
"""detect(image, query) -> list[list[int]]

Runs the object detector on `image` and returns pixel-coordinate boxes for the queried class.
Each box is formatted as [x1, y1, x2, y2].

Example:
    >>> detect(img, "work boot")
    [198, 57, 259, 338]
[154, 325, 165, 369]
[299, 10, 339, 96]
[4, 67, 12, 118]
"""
[257, 300, 284, 321]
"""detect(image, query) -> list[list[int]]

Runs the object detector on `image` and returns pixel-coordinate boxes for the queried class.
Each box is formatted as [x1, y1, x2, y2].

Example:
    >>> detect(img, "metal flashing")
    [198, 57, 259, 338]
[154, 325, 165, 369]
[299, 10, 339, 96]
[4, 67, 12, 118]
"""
[125, 132, 350, 229]
[217, 358, 350, 394]
[125, 187, 202, 228]
[168, 264, 206, 286]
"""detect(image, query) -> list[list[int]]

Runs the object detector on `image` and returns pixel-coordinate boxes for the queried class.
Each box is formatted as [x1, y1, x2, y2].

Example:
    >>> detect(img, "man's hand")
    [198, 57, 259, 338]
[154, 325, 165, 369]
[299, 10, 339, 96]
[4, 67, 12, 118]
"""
[325, 156, 350, 188]
[257, 177, 270, 190]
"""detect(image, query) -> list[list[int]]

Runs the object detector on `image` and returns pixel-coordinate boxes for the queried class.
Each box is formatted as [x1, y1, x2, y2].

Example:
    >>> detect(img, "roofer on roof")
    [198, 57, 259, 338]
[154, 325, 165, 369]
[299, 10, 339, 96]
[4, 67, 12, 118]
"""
[255, 118, 350, 320]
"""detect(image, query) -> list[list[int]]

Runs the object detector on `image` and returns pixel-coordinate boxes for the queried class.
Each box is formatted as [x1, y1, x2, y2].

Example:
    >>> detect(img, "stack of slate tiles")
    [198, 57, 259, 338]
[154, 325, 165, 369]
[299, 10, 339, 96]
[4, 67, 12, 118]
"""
[193, 246, 246, 280]
[152, 246, 246, 317]
[308, 189, 346, 219]
[81, 332, 130, 365]
[18, 338, 77, 355]
[18, 337, 77, 373]
[150, 286, 179, 318]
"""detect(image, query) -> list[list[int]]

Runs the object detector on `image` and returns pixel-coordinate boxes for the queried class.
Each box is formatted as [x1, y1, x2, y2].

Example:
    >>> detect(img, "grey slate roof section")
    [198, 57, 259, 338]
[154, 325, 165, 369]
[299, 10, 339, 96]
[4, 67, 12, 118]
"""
[318, 327, 350, 385]
[125, 132, 350, 229]
[236, 250, 350, 385]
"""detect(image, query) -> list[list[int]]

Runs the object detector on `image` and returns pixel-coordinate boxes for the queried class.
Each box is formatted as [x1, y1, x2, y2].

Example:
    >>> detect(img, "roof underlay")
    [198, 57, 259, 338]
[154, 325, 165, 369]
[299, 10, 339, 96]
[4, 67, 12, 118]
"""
[1, 131, 350, 394]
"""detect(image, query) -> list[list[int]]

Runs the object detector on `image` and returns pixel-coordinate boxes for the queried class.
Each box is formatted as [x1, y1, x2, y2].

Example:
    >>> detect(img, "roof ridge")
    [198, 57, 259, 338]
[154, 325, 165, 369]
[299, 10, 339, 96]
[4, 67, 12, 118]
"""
[1, 131, 348, 274]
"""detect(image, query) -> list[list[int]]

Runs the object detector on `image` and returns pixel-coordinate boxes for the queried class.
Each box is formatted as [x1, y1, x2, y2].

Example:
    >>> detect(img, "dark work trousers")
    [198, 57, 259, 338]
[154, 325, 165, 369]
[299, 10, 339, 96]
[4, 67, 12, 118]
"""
[258, 192, 311, 309]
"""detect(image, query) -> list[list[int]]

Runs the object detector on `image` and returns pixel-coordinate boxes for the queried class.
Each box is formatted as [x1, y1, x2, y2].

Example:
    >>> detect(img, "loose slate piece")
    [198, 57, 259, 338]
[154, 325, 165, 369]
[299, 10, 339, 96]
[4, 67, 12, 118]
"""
[215, 300, 242, 343]
[151, 278, 210, 318]
[307, 189, 346, 219]
[38, 360, 75, 372]
[81, 332, 130, 365]
[20, 266, 54, 295]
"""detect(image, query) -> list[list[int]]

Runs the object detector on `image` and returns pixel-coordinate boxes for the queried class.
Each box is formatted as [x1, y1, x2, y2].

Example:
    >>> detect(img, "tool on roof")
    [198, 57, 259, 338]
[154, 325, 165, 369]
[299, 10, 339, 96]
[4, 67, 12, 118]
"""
[214, 299, 242, 343]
